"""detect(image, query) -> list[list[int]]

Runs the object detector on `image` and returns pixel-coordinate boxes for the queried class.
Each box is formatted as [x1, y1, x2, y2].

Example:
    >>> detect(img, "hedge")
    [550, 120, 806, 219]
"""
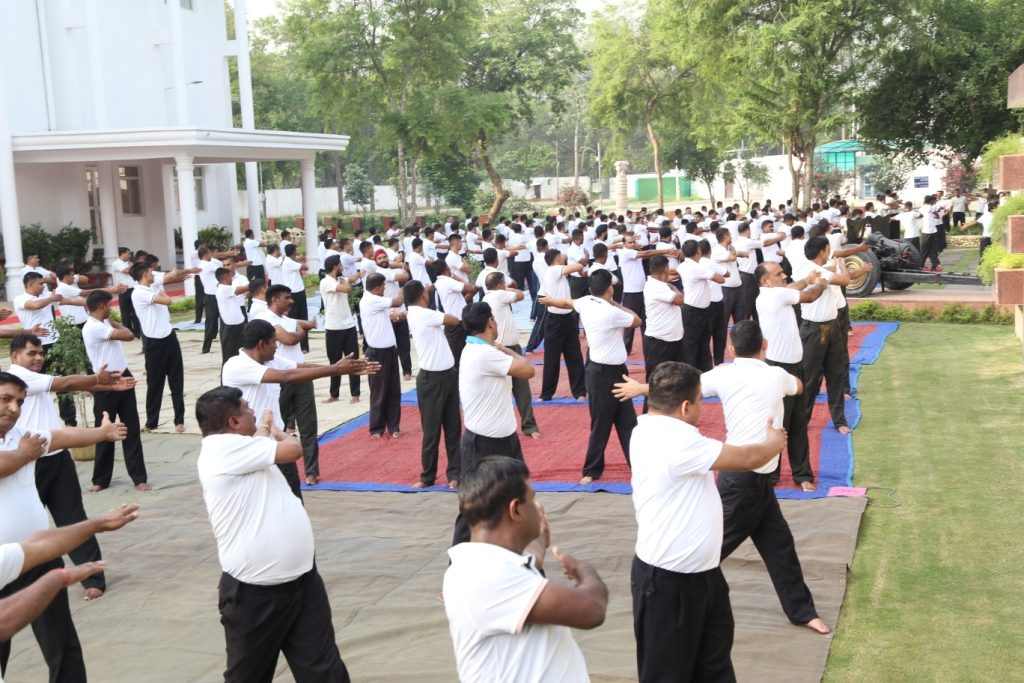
[849, 300, 1012, 325]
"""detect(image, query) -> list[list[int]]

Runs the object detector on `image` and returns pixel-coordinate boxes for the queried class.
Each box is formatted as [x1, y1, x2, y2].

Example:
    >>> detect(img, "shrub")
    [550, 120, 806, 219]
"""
[168, 297, 195, 313]
[198, 225, 232, 250]
[848, 301, 1012, 325]
[473, 188, 537, 218]
[556, 186, 591, 211]
[991, 194, 1024, 243]
[980, 133, 1024, 185]
[16, 223, 93, 271]
[979, 243, 1024, 285]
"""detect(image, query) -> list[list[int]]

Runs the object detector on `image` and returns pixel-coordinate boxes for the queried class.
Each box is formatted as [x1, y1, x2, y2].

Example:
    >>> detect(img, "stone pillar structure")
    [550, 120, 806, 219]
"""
[995, 65, 1024, 352]
[614, 160, 630, 217]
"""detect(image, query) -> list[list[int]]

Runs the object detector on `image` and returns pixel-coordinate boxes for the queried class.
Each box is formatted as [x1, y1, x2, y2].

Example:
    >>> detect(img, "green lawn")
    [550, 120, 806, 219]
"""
[825, 323, 1024, 681]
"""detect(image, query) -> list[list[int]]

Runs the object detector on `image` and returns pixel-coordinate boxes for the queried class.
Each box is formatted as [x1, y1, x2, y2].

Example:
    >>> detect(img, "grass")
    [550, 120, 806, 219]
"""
[824, 323, 1024, 681]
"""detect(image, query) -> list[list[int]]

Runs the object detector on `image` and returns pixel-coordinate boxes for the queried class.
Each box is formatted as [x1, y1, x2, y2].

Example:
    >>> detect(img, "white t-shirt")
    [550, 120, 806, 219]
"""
[221, 352, 296, 431]
[359, 291, 397, 348]
[979, 211, 993, 238]
[573, 297, 632, 365]
[13, 293, 57, 344]
[281, 257, 305, 293]
[701, 257, 726, 303]
[444, 543, 589, 683]
[734, 236, 763, 274]
[198, 433, 314, 586]
[264, 254, 283, 284]
[436, 275, 468, 320]
[532, 256, 550, 296]
[565, 244, 587, 277]
[787, 239, 808, 273]
[542, 266, 573, 316]
[655, 240, 679, 271]
[475, 266, 500, 293]
[253, 310, 304, 364]
[249, 298, 268, 317]
[642, 278, 682, 342]
[446, 252, 468, 283]
[198, 258, 223, 291]
[459, 338, 515, 437]
[0, 427, 53, 544]
[55, 282, 87, 325]
[630, 415, 724, 573]
[678, 258, 715, 309]
[407, 306, 455, 372]
[111, 258, 133, 287]
[7, 364, 63, 457]
[701, 358, 798, 473]
[132, 285, 173, 339]
[756, 287, 803, 364]
[483, 290, 520, 347]
[216, 282, 246, 326]
[618, 249, 646, 294]
[407, 252, 431, 285]
[793, 262, 837, 323]
[0, 542, 25, 590]
[82, 317, 130, 373]
[712, 245, 741, 289]
[319, 276, 356, 330]
[244, 238, 265, 266]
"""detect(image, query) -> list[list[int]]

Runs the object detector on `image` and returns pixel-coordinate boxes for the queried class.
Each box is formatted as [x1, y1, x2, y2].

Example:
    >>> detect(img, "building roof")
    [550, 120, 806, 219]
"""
[815, 139, 863, 154]
[10, 127, 349, 164]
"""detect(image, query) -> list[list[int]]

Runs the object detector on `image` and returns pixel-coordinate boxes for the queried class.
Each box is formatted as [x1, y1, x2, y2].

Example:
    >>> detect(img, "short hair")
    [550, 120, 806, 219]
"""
[737, 222, 751, 235]
[22, 271, 44, 286]
[462, 301, 493, 335]
[284, 244, 297, 257]
[544, 249, 560, 266]
[265, 284, 292, 303]
[592, 242, 608, 259]
[535, 238, 548, 250]
[730, 320, 763, 357]
[198, 246, 210, 259]
[403, 280, 426, 306]
[267, 243, 281, 255]
[241, 319, 276, 349]
[753, 263, 771, 285]
[714, 226, 730, 241]
[458, 456, 531, 530]
[649, 255, 669, 275]
[448, 234, 462, 245]
[698, 239, 711, 257]
[364, 273, 385, 292]
[9, 334, 42, 354]
[804, 236, 830, 260]
[118, 246, 132, 256]
[482, 248, 498, 266]
[323, 254, 341, 273]
[195, 386, 245, 436]
[647, 362, 702, 413]
[215, 267, 232, 281]
[681, 241, 699, 258]
[589, 268, 613, 297]
[130, 262, 150, 282]
[86, 289, 113, 311]
[55, 264, 75, 281]
[248, 278, 267, 296]
[432, 260, 450, 278]
[0, 371, 28, 393]
[281, 230, 291, 239]
[790, 225, 805, 240]
[144, 254, 160, 267]
[412, 237, 423, 250]
[485, 271, 505, 290]
[245, 229, 254, 238]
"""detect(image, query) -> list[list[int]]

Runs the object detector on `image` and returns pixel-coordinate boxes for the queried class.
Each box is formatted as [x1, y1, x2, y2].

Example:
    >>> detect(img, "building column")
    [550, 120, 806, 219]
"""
[175, 155, 199, 296]
[97, 162, 119, 271]
[300, 157, 319, 272]
[245, 161, 261, 238]
[161, 163, 181, 274]
[0, 67, 25, 299]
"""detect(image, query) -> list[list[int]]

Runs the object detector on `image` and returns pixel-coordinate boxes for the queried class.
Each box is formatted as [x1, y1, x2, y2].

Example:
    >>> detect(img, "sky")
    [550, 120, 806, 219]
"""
[244, 0, 612, 22]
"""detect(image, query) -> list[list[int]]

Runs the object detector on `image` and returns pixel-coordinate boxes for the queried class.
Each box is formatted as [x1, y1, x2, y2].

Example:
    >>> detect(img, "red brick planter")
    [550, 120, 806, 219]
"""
[1005, 215, 1024, 254]
[994, 268, 1024, 305]
[998, 154, 1024, 191]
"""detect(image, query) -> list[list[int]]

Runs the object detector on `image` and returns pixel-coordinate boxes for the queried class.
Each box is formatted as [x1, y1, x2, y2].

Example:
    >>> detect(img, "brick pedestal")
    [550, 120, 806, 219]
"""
[999, 154, 1024, 191]
[994, 268, 1024, 306]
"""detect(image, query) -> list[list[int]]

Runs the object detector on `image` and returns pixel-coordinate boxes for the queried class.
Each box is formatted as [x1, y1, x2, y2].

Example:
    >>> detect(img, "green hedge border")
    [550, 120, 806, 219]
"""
[850, 300, 1012, 325]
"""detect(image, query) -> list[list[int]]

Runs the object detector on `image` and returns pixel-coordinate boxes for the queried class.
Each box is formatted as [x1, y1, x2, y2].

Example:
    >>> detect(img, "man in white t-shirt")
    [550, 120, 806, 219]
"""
[405, 281, 462, 489]
[0, 371, 128, 682]
[131, 262, 186, 432]
[960, 200, 996, 257]
[641, 256, 685, 400]
[198, 246, 226, 354]
[483, 273, 540, 439]
[242, 228, 266, 281]
[195, 387, 350, 683]
[678, 241, 726, 372]
[735, 222, 784, 322]
[617, 233, 659, 354]
[539, 250, 586, 401]
[701, 321, 829, 635]
[54, 265, 124, 329]
[320, 255, 364, 405]
[280, 244, 312, 351]
[433, 260, 477, 365]
[264, 243, 284, 286]
[625, 361, 785, 682]
[452, 302, 536, 546]
[373, 248, 414, 379]
[444, 456, 607, 683]
[215, 262, 250, 364]
[14, 272, 61, 347]
[359, 273, 406, 439]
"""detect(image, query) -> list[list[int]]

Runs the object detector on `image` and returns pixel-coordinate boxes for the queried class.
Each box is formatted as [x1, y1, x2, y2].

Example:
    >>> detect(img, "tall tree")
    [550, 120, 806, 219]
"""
[588, 5, 687, 209]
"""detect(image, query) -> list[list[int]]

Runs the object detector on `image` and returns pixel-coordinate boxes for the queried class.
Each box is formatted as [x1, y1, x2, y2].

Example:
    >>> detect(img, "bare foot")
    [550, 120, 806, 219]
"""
[370, 433, 382, 440]
[135, 483, 152, 492]
[411, 481, 429, 489]
[800, 481, 817, 492]
[349, 396, 361, 404]
[448, 480, 458, 490]
[528, 432, 542, 439]
[837, 425, 851, 435]
[391, 431, 402, 439]
[88, 484, 106, 493]
[142, 426, 155, 433]
[84, 588, 104, 601]
[322, 397, 339, 404]
[580, 476, 594, 485]
[305, 476, 319, 486]
[174, 424, 185, 434]
[803, 618, 831, 634]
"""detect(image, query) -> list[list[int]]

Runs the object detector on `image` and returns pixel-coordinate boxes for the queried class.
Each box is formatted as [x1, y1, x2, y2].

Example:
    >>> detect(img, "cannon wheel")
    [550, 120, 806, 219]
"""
[843, 247, 881, 297]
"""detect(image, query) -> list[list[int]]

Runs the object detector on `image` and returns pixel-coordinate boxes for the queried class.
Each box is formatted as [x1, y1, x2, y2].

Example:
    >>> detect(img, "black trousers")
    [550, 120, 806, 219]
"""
[202, 294, 220, 352]
[541, 312, 586, 400]
[765, 359, 802, 485]
[979, 236, 992, 257]
[569, 275, 590, 299]
[631, 556, 735, 683]
[721, 283, 741, 332]
[582, 362, 637, 478]
[36, 451, 105, 592]
[445, 324, 468, 367]
[393, 319, 412, 376]
[952, 211, 966, 227]
[708, 299, 726, 366]
[451, 430, 523, 546]
[218, 567, 349, 683]
[193, 275, 205, 323]
[0, 558, 86, 683]
[920, 233, 941, 269]
[681, 304, 713, 372]
[280, 381, 319, 478]
[794, 319, 846, 483]
[739, 272, 757, 322]
[621, 292, 646, 354]
[221, 322, 244, 364]
[510, 259, 531, 290]
[416, 367, 461, 485]
[525, 305, 545, 352]
[325, 328, 360, 398]
[144, 332, 185, 429]
[719, 471, 818, 625]
[366, 346, 401, 435]
[508, 344, 538, 434]
[246, 264, 266, 281]
[643, 334, 684, 410]
[119, 287, 140, 336]
[92, 373, 147, 488]
[289, 291, 310, 352]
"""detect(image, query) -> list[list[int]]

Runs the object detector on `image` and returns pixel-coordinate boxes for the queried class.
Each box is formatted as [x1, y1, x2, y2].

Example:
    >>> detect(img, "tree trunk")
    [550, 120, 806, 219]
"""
[701, 174, 716, 207]
[477, 129, 510, 219]
[645, 103, 663, 210]
[396, 142, 409, 226]
[787, 145, 802, 209]
[801, 140, 815, 208]
[573, 111, 581, 190]
[409, 153, 420, 225]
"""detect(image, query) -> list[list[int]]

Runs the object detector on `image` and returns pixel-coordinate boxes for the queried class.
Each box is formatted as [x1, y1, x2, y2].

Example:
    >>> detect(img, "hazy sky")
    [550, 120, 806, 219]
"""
[244, 0, 612, 22]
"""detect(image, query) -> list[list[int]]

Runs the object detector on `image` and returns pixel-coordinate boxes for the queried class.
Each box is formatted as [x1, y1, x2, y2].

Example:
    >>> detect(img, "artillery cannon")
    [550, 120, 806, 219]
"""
[841, 231, 983, 298]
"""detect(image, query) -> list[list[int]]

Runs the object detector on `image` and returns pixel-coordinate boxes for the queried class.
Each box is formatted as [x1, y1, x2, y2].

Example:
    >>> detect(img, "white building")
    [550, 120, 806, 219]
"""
[0, 0, 348, 298]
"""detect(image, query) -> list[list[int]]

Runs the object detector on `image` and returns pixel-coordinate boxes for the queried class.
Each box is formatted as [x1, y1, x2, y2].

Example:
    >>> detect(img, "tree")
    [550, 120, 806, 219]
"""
[864, 155, 915, 196]
[857, 0, 1024, 168]
[588, 5, 687, 210]
[723, 159, 770, 210]
[810, 159, 855, 203]
[420, 152, 483, 214]
[662, 124, 727, 206]
[345, 165, 374, 214]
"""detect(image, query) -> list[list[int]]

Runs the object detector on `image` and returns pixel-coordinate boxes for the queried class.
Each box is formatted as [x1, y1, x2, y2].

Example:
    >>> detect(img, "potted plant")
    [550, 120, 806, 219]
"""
[46, 316, 96, 461]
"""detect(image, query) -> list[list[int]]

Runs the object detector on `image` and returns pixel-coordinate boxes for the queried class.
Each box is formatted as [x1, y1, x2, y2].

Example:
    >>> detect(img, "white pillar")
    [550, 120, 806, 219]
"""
[83, 0, 108, 128]
[97, 162, 119, 270]
[245, 161, 261, 238]
[234, 1, 263, 240]
[175, 155, 199, 296]
[0, 67, 25, 299]
[168, 0, 189, 126]
[161, 163, 181, 276]
[225, 164, 242, 245]
[300, 157, 319, 272]
[614, 160, 630, 217]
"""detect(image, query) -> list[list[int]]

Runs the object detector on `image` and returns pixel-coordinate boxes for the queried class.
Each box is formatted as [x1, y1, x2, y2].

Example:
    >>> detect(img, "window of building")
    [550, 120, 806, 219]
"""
[173, 166, 207, 212]
[165, 0, 195, 9]
[119, 166, 144, 215]
[86, 167, 101, 242]
[913, 176, 929, 189]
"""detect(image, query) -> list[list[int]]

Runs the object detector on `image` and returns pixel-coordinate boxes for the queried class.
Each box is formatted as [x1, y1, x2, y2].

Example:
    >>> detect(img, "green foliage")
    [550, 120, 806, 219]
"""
[473, 188, 535, 217]
[18, 223, 93, 271]
[990, 194, 1024, 243]
[197, 225, 232, 250]
[980, 134, 1024, 185]
[556, 186, 590, 211]
[46, 317, 91, 412]
[863, 155, 915, 196]
[849, 300, 1012, 325]
[722, 160, 770, 209]
[420, 153, 482, 213]
[941, 159, 980, 196]
[494, 146, 556, 185]
[811, 158, 856, 202]
[168, 297, 195, 313]
[345, 165, 374, 212]
[979, 243, 1024, 285]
